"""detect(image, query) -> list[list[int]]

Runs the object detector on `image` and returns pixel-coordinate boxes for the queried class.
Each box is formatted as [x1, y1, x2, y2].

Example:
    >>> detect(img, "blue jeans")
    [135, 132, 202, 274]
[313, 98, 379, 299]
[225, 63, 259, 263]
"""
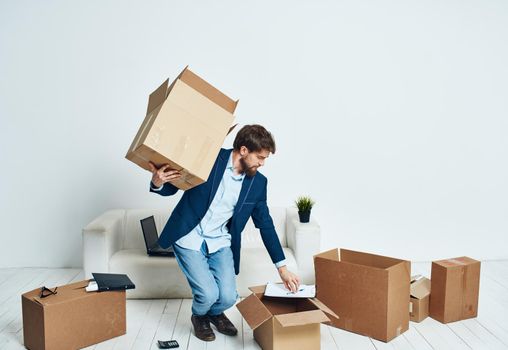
[173, 241, 238, 316]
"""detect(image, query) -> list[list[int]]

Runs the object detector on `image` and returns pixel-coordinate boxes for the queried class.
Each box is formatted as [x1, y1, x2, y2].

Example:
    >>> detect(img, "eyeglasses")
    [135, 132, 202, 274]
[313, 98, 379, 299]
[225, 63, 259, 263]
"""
[39, 286, 58, 298]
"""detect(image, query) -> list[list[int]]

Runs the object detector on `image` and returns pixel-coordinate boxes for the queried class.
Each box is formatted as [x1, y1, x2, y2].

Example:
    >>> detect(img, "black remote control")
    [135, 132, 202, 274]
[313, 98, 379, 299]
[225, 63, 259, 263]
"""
[158, 340, 179, 349]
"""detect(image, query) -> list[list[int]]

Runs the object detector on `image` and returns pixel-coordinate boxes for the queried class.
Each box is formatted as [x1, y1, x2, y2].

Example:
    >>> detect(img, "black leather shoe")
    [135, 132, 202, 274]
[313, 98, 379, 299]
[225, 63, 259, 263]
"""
[191, 314, 216, 341]
[208, 313, 238, 336]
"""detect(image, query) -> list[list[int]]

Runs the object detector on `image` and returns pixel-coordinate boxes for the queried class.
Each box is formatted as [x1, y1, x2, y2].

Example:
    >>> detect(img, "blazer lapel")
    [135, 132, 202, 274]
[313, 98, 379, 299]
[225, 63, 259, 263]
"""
[234, 174, 255, 215]
[208, 149, 232, 207]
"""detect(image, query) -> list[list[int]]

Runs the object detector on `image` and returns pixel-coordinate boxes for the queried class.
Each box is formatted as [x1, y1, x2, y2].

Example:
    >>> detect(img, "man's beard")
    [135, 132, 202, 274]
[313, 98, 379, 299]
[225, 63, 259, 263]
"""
[239, 156, 258, 177]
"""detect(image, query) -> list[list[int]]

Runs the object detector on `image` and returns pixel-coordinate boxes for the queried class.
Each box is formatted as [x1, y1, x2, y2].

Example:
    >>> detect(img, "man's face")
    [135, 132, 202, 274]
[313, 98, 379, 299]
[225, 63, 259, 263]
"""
[239, 147, 270, 177]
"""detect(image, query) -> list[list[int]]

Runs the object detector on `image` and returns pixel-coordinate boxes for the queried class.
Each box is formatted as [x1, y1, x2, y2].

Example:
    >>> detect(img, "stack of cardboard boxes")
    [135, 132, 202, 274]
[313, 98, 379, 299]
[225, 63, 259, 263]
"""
[310, 250, 481, 344]
[21, 254, 481, 349]
[407, 256, 481, 325]
[237, 249, 481, 349]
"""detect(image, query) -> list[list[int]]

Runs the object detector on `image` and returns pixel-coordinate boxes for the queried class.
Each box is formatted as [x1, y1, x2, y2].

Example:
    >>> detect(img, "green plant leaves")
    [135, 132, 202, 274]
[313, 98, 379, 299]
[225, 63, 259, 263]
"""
[294, 195, 315, 212]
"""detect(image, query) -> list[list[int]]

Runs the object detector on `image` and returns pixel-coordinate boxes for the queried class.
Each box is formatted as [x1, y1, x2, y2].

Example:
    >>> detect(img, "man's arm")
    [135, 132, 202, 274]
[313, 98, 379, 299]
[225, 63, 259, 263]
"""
[251, 179, 300, 292]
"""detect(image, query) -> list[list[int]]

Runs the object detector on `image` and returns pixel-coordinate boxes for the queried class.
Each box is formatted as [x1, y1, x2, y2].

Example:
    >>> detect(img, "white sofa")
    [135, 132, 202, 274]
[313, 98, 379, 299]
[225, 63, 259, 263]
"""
[82, 207, 320, 298]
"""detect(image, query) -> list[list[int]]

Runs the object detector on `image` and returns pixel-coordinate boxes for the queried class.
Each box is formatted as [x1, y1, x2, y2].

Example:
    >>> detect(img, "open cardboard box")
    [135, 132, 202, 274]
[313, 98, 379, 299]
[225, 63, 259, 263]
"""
[410, 275, 431, 322]
[314, 248, 411, 342]
[126, 66, 238, 190]
[22, 280, 126, 350]
[430, 256, 481, 323]
[236, 285, 338, 350]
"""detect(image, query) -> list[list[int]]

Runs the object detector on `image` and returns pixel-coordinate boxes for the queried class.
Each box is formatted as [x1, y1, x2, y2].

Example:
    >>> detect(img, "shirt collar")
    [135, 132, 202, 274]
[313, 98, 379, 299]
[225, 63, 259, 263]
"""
[227, 152, 245, 181]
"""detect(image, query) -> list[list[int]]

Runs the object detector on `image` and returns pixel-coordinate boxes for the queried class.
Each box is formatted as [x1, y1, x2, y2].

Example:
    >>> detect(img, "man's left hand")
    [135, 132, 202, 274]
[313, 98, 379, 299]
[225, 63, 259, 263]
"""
[277, 266, 300, 293]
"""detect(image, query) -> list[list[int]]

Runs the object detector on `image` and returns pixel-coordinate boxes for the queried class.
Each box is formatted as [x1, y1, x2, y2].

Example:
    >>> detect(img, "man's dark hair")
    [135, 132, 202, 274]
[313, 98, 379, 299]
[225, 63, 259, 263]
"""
[233, 124, 276, 154]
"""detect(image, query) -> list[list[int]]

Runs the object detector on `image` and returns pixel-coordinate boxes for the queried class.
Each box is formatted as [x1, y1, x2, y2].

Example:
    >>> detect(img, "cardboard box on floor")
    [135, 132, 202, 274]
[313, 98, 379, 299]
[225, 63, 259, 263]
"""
[314, 248, 411, 342]
[410, 275, 431, 322]
[22, 280, 126, 350]
[126, 66, 238, 190]
[237, 285, 339, 350]
[429, 256, 481, 323]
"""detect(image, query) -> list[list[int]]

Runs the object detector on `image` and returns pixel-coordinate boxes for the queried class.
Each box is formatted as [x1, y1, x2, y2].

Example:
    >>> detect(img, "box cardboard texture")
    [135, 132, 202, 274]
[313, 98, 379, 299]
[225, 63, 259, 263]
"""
[410, 276, 431, 322]
[126, 66, 238, 190]
[236, 285, 339, 350]
[22, 280, 126, 350]
[314, 248, 411, 342]
[429, 256, 481, 323]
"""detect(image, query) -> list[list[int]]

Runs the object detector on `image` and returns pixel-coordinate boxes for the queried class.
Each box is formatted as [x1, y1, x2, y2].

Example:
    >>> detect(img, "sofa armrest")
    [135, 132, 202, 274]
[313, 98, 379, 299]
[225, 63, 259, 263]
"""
[82, 209, 125, 279]
[285, 208, 321, 284]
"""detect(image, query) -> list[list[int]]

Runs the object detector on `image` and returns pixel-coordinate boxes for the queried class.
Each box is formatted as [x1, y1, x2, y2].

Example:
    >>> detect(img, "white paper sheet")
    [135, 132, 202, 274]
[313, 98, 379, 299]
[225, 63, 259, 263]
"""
[85, 280, 98, 292]
[264, 282, 316, 298]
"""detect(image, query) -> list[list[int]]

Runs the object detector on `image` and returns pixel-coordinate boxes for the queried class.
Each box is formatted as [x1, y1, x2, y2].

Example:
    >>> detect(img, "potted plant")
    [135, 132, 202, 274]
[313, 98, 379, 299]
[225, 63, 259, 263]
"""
[295, 195, 315, 223]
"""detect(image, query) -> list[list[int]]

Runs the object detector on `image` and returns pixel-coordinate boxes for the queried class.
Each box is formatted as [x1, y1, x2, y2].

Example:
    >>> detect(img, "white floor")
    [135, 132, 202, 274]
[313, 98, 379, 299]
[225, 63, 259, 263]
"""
[1, 261, 507, 350]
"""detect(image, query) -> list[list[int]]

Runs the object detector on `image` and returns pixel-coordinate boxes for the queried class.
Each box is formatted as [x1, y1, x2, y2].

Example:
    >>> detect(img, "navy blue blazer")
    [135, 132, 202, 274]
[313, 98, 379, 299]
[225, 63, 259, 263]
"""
[151, 148, 285, 275]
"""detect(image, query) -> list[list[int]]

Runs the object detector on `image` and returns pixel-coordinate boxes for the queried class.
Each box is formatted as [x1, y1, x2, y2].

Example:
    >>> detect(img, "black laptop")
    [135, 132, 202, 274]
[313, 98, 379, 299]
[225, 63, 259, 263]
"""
[140, 216, 175, 257]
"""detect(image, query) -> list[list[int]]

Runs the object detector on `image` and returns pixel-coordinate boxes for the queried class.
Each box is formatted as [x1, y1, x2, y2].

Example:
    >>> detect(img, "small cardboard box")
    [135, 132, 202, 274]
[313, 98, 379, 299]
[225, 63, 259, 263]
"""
[314, 248, 411, 342]
[22, 280, 126, 350]
[236, 285, 338, 350]
[410, 275, 431, 322]
[126, 66, 238, 190]
[429, 256, 481, 323]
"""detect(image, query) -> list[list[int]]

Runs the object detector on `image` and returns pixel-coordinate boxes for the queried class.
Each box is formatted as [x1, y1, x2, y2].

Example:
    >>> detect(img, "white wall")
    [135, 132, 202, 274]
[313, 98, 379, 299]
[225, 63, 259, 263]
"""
[1, 0, 507, 268]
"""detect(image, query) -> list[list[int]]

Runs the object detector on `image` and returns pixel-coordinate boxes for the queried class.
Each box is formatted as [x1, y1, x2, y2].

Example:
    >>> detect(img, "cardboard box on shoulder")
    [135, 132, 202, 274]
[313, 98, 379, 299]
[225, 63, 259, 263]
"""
[314, 248, 411, 342]
[236, 285, 339, 350]
[22, 280, 126, 350]
[126, 66, 238, 190]
[429, 256, 480, 323]
[410, 275, 431, 322]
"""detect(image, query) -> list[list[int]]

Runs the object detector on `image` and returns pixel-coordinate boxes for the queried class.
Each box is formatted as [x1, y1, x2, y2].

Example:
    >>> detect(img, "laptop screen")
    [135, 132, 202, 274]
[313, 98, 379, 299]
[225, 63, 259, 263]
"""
[140, 216, 159, 250]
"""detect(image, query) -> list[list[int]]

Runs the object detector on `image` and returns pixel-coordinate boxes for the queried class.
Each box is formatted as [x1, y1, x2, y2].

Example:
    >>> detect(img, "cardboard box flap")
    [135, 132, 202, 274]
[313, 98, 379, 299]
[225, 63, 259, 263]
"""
[227, 123, 238, 136]
[341, 248, 405, 270]
[179, 68, 237, 114]
[274, 310, 329, 328]
[146, 79, 169, 116]
[410, 274, 422, 283]
[314, 248, 340, 261]
[308, 298, 340, 320]
[410, 277, 431, 299]
[236, 293, 272, 329]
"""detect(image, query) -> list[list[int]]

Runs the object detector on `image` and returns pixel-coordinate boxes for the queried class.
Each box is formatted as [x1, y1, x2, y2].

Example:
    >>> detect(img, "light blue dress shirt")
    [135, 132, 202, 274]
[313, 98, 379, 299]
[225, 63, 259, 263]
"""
[151, 153, 287, 268]
[176, 153, 244, 253]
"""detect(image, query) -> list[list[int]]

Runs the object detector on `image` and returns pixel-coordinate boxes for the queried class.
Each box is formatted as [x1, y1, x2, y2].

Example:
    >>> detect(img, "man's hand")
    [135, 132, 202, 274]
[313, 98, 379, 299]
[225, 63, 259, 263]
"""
[148, 161, 181, 188]
[277, 266, 301, 293]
